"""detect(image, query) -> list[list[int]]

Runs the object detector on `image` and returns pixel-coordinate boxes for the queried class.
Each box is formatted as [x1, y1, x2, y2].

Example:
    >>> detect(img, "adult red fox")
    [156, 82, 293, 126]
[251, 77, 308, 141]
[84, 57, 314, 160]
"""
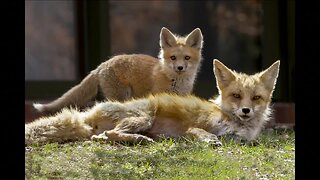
[26, 59, 280, 146]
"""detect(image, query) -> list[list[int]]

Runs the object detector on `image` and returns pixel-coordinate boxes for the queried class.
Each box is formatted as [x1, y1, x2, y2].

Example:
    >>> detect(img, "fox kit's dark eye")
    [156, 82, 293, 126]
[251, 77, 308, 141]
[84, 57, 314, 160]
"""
[253, 95, 261, 100]
[170, 56, 176, 60]
[185, 56, 190, 60]
[232, 93, 241, 98]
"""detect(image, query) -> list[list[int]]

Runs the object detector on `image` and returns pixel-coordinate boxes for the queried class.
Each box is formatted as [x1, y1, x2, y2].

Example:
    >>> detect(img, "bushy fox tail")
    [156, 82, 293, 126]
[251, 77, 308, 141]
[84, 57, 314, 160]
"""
[33, 72, 99, 113]
[25, 108, 93, 145]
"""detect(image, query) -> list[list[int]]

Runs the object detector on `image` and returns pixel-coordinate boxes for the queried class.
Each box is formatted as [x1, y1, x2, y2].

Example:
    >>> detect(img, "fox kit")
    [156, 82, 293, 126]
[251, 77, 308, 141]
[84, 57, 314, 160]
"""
[26, 59, 280, 146]
[33, 27, 203, 113]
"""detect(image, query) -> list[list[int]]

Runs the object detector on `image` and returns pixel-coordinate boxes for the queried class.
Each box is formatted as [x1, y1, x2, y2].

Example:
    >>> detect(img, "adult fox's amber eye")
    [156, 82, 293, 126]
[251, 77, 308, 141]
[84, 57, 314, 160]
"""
[185, 56, 190, 60]
[253, 95, 261, 100]
[170, 56, 176, 60]
[233, 93, 240, 98]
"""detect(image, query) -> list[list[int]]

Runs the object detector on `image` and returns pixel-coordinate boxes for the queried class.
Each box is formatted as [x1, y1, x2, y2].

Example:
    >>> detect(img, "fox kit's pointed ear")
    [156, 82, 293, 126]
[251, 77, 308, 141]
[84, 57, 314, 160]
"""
[259, 60, 280, 92]
[186, 28, 203, 49]
[160, 27, 177, 49]
[213, 59, 236, 90]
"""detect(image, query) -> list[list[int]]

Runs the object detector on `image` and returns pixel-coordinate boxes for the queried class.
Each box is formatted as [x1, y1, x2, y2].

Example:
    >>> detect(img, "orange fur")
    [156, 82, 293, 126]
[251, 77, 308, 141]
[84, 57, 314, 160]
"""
[212, 59, 280, 140]
[26, 59, 280, 146]
[33, 27, 203, 113]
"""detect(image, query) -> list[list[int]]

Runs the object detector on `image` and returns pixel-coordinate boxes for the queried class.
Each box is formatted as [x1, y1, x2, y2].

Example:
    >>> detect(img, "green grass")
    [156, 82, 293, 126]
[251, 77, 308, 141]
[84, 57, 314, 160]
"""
[25, 129, 295, 179]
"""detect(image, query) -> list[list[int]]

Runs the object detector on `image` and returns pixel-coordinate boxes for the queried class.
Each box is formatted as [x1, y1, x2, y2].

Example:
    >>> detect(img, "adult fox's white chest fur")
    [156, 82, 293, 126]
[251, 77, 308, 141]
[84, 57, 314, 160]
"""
[26, 59, 280, 146]
[33, 27, 204, 113]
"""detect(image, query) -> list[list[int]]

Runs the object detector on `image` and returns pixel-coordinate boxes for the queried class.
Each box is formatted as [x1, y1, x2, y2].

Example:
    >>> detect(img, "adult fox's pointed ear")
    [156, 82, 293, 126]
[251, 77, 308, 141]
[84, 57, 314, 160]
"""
[186, 28, 203, 50]
[259, 60, 280, 92]
[160, 27, 177, 48]
[213, 59, 236, 90]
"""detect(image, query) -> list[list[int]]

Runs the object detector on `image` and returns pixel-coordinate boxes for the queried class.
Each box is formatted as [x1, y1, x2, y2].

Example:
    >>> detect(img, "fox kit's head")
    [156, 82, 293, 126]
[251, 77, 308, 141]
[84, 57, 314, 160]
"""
[158, 27, 203, 77]
[213, 59, 280, 124]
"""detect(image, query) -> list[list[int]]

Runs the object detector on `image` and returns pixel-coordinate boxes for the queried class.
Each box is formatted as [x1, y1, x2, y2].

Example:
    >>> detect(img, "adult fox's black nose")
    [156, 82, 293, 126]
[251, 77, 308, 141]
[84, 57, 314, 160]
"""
[177, 66, 184, 71]
[242, 108, 250, 114]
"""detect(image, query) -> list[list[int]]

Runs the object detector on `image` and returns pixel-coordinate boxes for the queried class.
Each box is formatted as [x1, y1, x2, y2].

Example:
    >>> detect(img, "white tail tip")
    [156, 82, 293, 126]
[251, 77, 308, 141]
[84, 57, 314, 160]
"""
[33, 103, 45, 112]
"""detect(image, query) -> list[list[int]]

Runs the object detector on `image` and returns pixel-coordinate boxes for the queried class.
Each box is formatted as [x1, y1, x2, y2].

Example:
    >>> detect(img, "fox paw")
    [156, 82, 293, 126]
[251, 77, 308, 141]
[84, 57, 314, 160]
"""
[91, 134, 109, 142]
[202, 138, 222, 147]
[134, 135, 155, 143]
[209, 139, 223, 147]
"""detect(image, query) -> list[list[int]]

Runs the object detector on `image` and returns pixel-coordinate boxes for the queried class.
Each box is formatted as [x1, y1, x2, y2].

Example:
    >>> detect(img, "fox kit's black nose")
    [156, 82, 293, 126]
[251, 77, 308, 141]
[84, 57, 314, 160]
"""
[177, 66, 184, 71]
[242, 108, 250, 114]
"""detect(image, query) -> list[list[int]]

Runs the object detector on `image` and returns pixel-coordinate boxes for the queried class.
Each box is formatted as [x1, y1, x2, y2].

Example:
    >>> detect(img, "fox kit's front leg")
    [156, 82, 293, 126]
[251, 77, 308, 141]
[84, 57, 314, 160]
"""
[91, 116, 154, 143]
[186, 127, 222, 147]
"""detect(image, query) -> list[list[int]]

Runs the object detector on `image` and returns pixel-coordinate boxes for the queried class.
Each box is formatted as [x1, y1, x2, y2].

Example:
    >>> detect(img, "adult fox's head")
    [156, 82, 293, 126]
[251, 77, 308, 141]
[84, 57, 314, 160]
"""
[212, 59, 280, 124]
[158, 27, 203, 77]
